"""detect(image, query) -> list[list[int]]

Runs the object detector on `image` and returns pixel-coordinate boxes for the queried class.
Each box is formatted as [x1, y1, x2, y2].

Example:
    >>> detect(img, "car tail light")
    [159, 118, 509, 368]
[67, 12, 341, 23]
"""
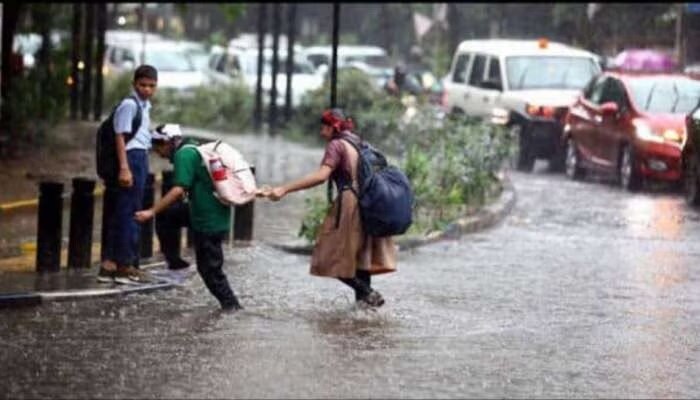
[526, 103, 556, 119]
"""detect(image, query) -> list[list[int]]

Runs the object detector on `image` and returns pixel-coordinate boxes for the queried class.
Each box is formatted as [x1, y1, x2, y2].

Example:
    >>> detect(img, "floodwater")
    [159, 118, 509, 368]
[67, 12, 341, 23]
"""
[2, 162, 700, 398]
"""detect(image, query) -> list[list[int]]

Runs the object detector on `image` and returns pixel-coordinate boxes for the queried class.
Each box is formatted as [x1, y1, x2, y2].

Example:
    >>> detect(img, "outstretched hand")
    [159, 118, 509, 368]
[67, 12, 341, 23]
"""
[134, 209, 155, 223]
[255, 185, 286, 201]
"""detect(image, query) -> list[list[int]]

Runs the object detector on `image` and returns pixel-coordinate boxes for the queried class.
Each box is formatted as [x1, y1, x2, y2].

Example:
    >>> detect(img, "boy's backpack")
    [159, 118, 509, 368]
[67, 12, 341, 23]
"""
[185, 140, 257, 206]
[95, 95, 142, 182]
[338, 136, 414, 237]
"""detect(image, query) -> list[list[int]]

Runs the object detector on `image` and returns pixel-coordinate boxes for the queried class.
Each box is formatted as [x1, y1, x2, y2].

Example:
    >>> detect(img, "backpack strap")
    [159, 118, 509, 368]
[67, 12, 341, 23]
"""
[114, 95, 143, 144]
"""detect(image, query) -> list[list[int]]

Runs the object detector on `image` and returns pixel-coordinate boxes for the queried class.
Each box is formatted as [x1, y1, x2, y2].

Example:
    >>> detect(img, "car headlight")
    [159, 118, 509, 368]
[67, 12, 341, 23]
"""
[633, 119, 663, 144]
[491, 107, 509, 125]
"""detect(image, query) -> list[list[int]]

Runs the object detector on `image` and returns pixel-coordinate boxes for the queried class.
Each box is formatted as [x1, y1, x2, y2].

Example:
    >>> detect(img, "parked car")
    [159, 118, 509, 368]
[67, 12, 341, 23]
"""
[206, 46, 323, 108]
[104, 40, 209, 91]
[302, 45, 393, 88]
[563, 72, 700, 191]
[681, 104, 700, 205]
[443, 39, 601, 172]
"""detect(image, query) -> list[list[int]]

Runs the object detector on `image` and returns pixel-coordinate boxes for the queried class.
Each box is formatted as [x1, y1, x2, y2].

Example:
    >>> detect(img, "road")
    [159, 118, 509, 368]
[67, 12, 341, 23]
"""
[2, 162, 700, 398]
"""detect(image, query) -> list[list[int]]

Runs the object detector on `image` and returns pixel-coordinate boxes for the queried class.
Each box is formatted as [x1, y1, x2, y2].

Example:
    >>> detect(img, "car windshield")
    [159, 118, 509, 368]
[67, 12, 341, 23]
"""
[627, 77, 700, 114]
[145, 49, 195, 72]
[506, 56, 599, 90]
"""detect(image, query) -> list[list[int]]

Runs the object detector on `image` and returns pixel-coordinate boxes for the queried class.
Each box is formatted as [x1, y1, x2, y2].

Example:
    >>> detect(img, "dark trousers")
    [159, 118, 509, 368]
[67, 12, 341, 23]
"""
[338, 270, 372, 300]
[102, 150, 148, 267]
[192, 230, 240, 309]
[155, 199, 190, 270]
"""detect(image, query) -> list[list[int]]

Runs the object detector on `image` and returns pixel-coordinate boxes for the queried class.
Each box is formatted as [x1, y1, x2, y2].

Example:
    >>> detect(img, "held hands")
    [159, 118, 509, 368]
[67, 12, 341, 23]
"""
[255, 185, 286, 202]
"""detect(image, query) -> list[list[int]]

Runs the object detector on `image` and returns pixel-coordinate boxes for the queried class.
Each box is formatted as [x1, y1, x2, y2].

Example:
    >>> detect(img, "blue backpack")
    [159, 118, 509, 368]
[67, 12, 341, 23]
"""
[336, 137, 414, 237]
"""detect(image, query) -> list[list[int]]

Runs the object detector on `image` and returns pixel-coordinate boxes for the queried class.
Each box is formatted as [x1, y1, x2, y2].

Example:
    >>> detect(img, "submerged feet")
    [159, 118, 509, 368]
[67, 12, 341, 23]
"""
[358, 290, 385, 308]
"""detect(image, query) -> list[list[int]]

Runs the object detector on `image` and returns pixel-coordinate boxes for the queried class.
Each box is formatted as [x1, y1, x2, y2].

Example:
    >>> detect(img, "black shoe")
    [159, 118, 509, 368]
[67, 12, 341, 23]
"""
[359, 291, 385, 308]
[168, 259, 191, 271]
[222, 301, 243, 312]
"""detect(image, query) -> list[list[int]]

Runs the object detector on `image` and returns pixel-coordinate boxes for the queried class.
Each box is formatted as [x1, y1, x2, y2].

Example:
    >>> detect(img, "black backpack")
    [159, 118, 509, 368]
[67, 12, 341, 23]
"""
[95, 95, 142, 182]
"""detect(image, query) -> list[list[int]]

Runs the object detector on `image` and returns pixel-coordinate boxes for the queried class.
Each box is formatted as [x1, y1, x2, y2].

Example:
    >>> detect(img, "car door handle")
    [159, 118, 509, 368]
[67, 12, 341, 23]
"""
[464, 92, 471, 99]
[483, 96, 489, 103]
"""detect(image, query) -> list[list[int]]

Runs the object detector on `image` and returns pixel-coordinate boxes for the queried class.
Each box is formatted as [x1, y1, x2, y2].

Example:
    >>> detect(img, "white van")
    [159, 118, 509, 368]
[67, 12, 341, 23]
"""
[443, 39, 601, 172]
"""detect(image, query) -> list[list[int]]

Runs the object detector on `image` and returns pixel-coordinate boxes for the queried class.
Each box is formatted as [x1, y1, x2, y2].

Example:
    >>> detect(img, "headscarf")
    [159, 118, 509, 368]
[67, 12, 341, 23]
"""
[321, 108, 354, 134]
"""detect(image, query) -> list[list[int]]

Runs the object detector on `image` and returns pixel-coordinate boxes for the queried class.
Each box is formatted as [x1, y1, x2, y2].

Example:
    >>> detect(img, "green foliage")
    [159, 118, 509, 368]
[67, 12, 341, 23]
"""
[103, 73, 253, 132]
[150, 83, 254, 132]
[289, 69, 404, 144]
[297, 196, 331, 244]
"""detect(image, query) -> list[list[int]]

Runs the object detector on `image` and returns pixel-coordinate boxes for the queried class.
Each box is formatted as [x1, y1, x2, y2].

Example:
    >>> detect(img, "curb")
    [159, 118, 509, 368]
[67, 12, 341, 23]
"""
[269, 173, 517, 255]
[0, 260, 175, 309]
[0, 281, 176, 309]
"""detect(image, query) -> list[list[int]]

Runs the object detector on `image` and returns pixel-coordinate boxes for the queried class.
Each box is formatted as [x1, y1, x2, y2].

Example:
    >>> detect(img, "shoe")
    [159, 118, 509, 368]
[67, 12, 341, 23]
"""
[359, 290, 385, 308]
[168, 259, 191, 271]
[96, 267, 115, 283]
[114, 266, 152, 285]
[221, 299, 243, 312]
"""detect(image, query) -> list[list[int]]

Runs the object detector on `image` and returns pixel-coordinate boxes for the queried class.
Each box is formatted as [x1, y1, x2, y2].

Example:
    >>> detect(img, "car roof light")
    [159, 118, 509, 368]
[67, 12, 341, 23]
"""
[538, 38, 549, 49]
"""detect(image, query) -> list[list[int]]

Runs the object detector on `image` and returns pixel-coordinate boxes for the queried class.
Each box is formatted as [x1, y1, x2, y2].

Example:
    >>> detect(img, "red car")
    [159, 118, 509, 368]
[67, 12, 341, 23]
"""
[563, 72, 700, 190]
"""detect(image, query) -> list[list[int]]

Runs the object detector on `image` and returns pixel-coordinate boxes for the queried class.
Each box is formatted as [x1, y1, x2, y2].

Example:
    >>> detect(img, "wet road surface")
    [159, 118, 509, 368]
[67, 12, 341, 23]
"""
[2, 163, 700, 398]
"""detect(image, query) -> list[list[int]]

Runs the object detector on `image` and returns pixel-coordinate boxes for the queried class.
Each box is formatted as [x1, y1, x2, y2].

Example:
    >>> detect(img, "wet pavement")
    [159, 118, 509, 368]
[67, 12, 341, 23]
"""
[3, 161, 700, 398]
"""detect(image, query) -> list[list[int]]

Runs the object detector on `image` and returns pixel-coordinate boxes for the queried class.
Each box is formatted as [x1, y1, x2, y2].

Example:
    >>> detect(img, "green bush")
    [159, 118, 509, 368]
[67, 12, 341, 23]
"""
[288, 69, 404, 145]
[297, 195, 331, 244]
[104, 73, 254, 132]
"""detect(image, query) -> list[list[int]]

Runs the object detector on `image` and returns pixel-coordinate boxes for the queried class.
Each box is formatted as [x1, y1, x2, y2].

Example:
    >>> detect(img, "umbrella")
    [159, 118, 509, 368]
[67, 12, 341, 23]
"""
[613, 49, 678, 72]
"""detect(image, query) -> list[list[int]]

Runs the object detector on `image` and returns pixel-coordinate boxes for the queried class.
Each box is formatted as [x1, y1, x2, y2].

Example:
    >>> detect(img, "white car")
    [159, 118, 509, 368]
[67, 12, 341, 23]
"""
[443, 39, 601, 172]
[302, 45, 393, 88]
[104, 40, 209, 91]
[206, 47, 323, 108]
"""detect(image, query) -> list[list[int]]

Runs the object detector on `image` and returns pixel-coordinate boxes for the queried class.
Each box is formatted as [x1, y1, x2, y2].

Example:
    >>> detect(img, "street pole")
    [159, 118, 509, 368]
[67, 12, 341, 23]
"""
[141, 2, 146, 65]
[70, 3, 82, 121]
[676, 3, 686, 68]
[94, 3, 106, 121]
[81, 3, 95, 121]
[254, 4, 267, 133]
[330, 3, 340, 109]
[284, 3, 296, 123]
[269, 3, 281, 135]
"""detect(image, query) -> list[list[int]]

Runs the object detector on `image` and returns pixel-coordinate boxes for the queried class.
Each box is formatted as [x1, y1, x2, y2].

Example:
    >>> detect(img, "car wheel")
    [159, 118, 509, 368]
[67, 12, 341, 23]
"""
[512, 125, 535, 172]
[619, 144, 642, 192]
[565, 138, 585, 180]
[548, 139, 566, 172]
[684, 153, 700, 206]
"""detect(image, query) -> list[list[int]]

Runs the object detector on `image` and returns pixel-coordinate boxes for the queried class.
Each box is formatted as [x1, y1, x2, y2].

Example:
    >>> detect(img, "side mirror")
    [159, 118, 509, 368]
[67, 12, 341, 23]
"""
[480, 78, 502, 91]
[600, 101, 619, 116]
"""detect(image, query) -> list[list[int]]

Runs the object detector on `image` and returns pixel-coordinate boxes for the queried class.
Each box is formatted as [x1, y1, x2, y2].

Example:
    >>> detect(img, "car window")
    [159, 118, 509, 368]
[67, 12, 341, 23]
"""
[599, 78, 627, 109]
[586, 77, 607, 104]
[307, 54, 329, 68]
[487, 57, 501, 81]
[451, 53, 470, 84]
[468, 54, 487, 86]
[627, 77, 700, 114]
[506, 56, 599, 90]
[145, 49, 195, 72]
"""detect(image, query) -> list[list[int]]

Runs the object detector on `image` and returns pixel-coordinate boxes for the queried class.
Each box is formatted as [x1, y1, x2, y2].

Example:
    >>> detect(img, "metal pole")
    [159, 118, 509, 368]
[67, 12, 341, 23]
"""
[70, 3, 82, 120]
[269, 4, 281, 135]
[254, 3, 267, 132]
[68, 178, 96, 269]
[140, 2, 147, 65]
[233, 166, 255, 242]
[284, 3, 297, 122]
[36, 182, 64, 273]
[139, 172, 155, 260]
[94, 3, 106, 121]
[81, 3, 95, 121]
[330, 3, 340, 108]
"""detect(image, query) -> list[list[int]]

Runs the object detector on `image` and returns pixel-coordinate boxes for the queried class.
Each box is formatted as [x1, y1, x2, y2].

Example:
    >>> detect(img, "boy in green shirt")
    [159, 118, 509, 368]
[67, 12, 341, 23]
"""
[134, 126, 242, 311]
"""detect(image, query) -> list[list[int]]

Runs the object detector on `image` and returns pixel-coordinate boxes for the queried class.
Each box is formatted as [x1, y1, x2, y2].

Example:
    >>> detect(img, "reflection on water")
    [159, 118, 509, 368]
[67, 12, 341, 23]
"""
[622, 195, 684, 240]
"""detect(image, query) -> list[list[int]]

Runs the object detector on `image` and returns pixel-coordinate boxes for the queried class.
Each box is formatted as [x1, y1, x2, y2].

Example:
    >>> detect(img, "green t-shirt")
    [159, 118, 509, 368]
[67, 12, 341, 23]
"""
[173, 139, 231, 234]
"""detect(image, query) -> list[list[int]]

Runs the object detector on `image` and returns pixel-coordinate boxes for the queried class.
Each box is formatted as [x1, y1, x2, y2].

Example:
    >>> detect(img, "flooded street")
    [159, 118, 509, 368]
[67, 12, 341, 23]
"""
[3, 163, 700, 398]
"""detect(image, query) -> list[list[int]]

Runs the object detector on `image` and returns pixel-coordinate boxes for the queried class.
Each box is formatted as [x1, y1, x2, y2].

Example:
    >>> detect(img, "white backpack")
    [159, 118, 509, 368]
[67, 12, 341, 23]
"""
[183, 140, 257, 206]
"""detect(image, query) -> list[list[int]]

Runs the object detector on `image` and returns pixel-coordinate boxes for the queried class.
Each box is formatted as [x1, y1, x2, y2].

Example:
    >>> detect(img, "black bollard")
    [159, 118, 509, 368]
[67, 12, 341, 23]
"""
[100, 184, 116, 263]
[233, 166, 256, 241]
[36, 181, 64, 273]
[67, 178, 96, 269]
[139, 173, 155, 260]
[161, 169, 183, 253]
